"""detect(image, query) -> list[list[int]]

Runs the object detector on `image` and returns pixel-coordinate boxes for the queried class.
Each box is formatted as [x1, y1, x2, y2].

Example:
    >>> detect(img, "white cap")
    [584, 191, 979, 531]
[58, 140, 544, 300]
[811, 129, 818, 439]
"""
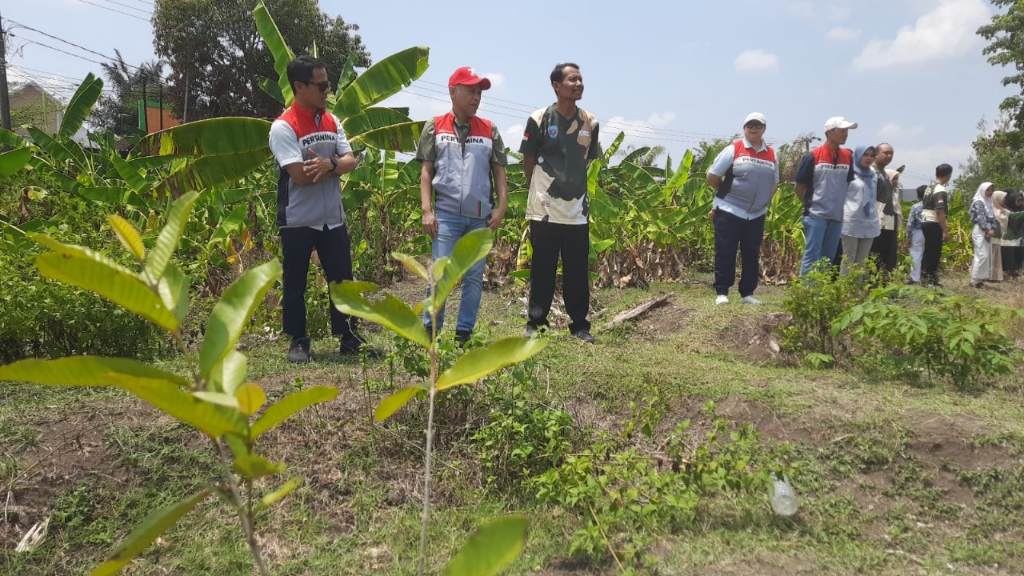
[744, 112, 766, 125]
[824, 116, 858, 131]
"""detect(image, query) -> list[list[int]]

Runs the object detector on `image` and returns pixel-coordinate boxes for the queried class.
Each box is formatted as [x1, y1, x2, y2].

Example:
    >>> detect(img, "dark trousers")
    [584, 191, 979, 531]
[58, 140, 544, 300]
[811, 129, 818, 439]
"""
[871, 226, 899, 272]
[1004, 245, 1022, 277]
[921, 222, 944, 283]
[713, 209, 765, 297]
[528, 220, 590, 333]
[281, 225, 357, 341]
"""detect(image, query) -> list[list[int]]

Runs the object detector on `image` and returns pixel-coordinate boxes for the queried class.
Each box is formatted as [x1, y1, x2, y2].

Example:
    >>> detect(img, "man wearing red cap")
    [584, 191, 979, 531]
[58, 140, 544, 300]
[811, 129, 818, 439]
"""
[415, 66, 508, 345]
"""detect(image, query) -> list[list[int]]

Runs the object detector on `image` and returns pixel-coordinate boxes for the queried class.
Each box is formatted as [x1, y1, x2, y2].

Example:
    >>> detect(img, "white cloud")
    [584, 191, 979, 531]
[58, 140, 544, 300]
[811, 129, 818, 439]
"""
[600, 111, 685, 158]
[504, 124, 524, 146]
[646, 112, 677, 127]
[734, 49, 779, 73]
[852, 0, 990, 70]
[483, 72, 505, 88]
[826, 26, 861, 41]
[877, 123, 924, 140]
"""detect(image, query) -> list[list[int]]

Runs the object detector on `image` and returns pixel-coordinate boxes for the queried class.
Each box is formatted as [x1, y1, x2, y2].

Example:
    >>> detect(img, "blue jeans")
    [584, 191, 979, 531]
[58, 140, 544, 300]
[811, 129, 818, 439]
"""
[424, 210, 488, 334]
[800, 216, 843, 275]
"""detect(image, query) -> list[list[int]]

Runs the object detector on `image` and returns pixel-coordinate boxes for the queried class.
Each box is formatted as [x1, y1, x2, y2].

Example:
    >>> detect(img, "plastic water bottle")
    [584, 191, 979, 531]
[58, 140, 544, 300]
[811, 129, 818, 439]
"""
[770, 474, 799, 517]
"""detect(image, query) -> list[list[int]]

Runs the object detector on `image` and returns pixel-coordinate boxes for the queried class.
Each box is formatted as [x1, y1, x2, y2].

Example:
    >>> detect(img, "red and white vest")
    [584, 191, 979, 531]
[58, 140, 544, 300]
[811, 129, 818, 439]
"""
[431, 112, 494, 219]
[716, 139, 778, 215]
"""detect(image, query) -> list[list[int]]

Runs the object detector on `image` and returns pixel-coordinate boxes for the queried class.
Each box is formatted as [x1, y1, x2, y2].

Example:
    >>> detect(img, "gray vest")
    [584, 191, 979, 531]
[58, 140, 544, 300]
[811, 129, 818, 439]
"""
[806, 146, 853, 221]
[717, 140, 778, 215]
[431, 113, 494, 219]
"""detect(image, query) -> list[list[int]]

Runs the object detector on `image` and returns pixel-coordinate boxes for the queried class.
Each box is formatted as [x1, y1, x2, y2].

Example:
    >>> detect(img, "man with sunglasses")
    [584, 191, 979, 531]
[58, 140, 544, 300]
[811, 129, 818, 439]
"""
[706, 112, 779, 305]
[269, 55, 366, 363]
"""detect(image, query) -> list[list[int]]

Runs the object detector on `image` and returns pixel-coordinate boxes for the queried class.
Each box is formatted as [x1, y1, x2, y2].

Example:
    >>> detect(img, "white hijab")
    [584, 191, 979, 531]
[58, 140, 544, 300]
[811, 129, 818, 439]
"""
[973, 182, 996, 218]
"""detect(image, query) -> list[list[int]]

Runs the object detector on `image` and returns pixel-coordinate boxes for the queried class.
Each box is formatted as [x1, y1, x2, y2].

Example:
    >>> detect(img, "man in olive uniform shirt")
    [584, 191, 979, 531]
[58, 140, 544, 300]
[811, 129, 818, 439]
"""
[520, 62, 602, 343]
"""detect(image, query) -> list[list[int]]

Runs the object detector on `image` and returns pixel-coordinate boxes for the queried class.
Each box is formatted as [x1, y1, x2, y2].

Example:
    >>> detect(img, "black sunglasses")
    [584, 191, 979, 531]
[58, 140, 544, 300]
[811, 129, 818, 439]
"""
[304, 80, 331, 93]
[744, 122, 765, 129]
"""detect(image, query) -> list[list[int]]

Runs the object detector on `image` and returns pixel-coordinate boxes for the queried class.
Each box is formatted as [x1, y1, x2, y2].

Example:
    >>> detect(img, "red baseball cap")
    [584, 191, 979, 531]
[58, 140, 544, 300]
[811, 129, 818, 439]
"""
[448, 67, 491, 90]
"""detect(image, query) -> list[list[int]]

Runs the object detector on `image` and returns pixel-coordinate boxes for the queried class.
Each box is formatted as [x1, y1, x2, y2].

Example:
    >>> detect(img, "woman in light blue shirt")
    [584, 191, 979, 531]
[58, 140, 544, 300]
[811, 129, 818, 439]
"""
[840, 145, 880, 275]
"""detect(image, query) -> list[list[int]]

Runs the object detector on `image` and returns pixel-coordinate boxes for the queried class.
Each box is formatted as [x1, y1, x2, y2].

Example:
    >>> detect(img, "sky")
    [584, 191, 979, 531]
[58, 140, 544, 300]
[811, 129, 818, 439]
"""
[1, 0, 1015, 187]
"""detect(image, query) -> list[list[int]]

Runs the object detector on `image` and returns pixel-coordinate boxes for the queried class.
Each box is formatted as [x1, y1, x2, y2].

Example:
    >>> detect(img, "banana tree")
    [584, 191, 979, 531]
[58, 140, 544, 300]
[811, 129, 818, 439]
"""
[253, 1, 428, 152]
[10, 73, 104, 192]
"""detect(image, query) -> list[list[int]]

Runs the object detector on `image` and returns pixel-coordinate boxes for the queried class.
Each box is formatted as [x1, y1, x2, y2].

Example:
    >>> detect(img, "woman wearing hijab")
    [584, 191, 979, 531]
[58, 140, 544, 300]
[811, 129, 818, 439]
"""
[968, 182, 997, 288]
[840, 145, 880, 275]
[990, 188, 1010, 282]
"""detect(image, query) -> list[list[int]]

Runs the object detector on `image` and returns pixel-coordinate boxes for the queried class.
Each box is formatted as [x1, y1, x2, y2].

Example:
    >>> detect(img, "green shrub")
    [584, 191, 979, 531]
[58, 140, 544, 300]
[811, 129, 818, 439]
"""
[471, 362, 576, 493]
[0, 228, 165, 363]
[530, 402, 772, 566]
[833, 286, 1021, 390]
[781, 261, 876, 359]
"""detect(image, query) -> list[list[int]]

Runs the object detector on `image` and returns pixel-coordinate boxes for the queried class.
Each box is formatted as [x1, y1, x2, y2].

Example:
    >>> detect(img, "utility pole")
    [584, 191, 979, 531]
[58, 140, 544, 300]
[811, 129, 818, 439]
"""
[0, 9, 13, 130]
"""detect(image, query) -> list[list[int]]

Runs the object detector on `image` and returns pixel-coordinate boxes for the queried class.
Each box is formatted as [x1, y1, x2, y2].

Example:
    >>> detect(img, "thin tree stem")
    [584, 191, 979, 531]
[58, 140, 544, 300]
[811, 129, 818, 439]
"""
[419, 281, 441, 576]
[213, 441, 269, 576]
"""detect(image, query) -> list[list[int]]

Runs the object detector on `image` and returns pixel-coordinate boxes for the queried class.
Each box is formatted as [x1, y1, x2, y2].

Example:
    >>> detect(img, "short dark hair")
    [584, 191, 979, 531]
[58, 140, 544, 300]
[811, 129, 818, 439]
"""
[287, 55, 325, 91]
[916, 185, 928, 200]
[550, 62, 580, 83]
[1006, 189, 1024, 211]
[935, 163, 953, 179]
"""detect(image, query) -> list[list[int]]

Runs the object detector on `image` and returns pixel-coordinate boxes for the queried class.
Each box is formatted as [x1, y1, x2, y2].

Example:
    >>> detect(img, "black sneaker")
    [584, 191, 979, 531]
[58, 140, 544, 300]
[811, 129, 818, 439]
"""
[455, 330, 472, 346]
[340, 336, 381, 358]
[287, 337, 311, 363]
[571, 329, 595, 344]
[524, 324, 539, 338]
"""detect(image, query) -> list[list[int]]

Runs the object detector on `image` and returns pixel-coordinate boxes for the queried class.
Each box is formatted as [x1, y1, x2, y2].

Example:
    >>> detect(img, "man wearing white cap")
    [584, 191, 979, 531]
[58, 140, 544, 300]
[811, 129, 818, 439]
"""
[706, 112, 779, 305]
[416, 66, 509, 345]
[794, 116, 857, 275]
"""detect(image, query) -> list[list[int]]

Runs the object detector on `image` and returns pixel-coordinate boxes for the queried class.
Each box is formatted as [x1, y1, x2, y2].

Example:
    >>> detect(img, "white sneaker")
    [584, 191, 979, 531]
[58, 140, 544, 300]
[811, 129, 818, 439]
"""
[741, 295, 761, 305]
[715, 295, 729, 305]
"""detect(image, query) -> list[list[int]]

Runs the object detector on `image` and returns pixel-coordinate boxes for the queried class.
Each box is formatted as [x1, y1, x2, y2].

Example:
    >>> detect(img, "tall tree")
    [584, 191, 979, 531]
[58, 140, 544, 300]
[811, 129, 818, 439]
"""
[92, 50, 165, 136]
[152, 0, 370, 121]
[959, 1, 1024, 192]
[978, 0, 1024, 131]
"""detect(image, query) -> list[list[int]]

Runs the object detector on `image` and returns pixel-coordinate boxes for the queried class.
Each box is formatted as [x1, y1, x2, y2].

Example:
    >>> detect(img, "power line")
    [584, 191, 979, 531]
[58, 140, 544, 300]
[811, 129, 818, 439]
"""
[8, 63, 83, 82]
[75, 0, 150, 22]
[411, 79, 735, 143]
[99, 0, 151, 16]
[6, 19, 122, 64]
[416, 77, 734, 141]
[7, 21, 170, 87]
[7, 68, 118, 96]
[12, 36, 108, 66]
[398, 87, 712, 147]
